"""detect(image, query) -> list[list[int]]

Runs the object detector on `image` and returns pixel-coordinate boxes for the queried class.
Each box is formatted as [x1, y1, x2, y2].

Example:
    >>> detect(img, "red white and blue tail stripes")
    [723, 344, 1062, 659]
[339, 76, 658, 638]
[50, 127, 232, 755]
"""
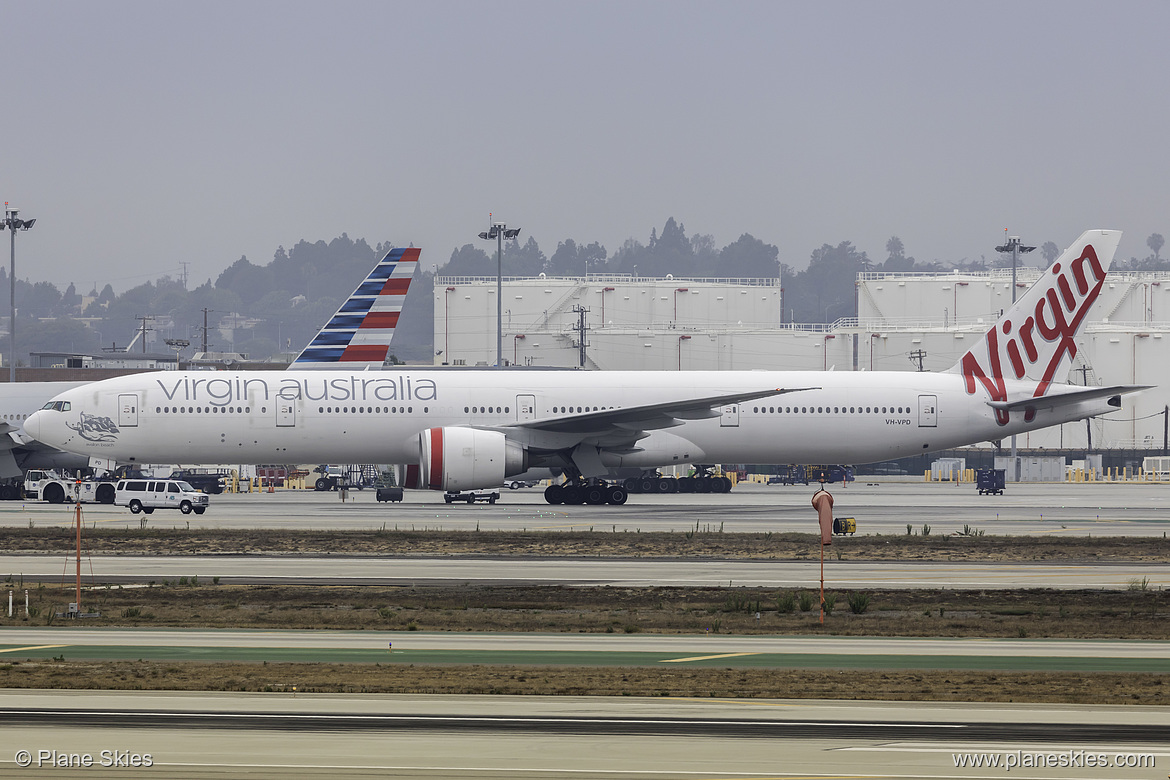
[293, 247, 420, 367]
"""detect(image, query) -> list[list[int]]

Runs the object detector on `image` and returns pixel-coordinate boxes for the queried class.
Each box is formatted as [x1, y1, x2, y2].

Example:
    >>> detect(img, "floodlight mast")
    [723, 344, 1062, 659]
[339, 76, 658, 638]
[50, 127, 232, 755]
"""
[994, 233, 1036, 481]
[2, 204, 36, 383]
[995, 233, 1035, 305]
[477, 220, 521, 368]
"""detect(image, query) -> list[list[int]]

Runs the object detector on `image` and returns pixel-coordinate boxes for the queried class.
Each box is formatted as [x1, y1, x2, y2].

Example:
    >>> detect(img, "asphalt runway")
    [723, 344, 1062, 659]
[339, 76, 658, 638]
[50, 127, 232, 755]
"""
[3, 480, 1170, 536]
[1, 691, 1166, 779]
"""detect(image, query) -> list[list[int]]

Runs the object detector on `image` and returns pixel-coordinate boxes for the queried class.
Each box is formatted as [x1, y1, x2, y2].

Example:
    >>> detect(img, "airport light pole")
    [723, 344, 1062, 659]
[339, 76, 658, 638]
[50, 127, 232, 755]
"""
[996, 234, 1035, 307]
[2, 204, 36, 383]
[995, 234, 1035, 480]
[478, 221, 521, 368]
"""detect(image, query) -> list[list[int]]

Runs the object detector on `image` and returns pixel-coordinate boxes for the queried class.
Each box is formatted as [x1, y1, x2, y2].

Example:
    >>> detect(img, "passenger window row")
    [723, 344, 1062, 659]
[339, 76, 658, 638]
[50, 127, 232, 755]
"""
[158, 406, 252, 414]
[320, 406, 414, 414]
[752, 405, 912, 414]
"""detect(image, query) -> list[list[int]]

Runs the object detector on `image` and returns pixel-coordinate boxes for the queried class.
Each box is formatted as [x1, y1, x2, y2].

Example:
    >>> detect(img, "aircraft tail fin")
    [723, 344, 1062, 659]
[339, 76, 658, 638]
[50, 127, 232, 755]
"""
[292, 247, 420, 369]
[948, 229, 1122, 420]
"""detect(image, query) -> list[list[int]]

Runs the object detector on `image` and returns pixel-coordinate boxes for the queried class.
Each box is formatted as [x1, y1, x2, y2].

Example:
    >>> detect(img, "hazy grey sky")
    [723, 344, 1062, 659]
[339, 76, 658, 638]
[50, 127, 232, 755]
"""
[3, 1, 1168, 291]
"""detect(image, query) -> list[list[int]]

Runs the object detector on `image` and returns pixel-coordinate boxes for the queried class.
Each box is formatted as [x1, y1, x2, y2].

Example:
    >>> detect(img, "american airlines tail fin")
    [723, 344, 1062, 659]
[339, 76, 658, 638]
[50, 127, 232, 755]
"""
[948, 229, 1123, 420]
[293, 247, 420, 369]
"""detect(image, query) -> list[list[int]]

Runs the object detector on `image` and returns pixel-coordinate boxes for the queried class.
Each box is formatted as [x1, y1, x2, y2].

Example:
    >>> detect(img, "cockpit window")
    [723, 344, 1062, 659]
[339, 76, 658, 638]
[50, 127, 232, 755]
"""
[40, 401, 71, 412]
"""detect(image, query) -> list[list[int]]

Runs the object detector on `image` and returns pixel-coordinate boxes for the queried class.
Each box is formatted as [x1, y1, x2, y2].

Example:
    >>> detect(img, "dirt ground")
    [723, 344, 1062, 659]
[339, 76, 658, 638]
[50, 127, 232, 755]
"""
[0, 660, 1166, 705]
[4, 526, 1170, 561]
[3, 582, 1167, 639]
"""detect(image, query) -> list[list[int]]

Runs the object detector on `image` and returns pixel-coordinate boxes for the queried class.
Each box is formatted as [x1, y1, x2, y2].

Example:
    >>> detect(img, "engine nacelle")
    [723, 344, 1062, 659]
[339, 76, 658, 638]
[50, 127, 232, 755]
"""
[599, 430, 705, 469]
[399, 427, 528, 491]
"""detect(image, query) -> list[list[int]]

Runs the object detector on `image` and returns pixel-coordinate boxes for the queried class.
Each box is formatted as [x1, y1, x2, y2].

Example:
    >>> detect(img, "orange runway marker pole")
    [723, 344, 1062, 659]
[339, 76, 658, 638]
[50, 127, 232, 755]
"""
[75, 490, 82, 613]
[811, 485, 834, 625]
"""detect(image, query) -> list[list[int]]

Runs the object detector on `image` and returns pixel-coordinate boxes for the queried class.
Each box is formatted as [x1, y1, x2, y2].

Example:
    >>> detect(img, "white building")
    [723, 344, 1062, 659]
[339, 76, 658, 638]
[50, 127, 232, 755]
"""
[434, 274, 790, 370]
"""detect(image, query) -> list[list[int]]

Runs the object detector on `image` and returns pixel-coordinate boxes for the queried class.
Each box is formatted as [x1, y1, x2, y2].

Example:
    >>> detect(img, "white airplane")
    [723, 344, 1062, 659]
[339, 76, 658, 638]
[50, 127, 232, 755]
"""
[25, 230, 1146, 506]
[0, 245, 420, 495]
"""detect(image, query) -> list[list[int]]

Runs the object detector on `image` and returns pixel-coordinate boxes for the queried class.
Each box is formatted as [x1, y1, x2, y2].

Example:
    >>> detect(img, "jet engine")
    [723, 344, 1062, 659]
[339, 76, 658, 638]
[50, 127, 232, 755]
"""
[399, 427, 528, 492]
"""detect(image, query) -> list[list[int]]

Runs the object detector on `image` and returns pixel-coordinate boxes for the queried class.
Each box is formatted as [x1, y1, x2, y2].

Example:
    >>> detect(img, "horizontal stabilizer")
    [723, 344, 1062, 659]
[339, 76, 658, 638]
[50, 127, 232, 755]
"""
[987, 384, 1151, 412]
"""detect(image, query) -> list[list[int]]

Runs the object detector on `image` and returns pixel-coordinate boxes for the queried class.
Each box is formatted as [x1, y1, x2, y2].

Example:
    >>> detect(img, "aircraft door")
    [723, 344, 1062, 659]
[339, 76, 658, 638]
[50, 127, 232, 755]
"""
[516, 394, 536, 422]
[918, 394, 937, 428]
[276, 399, 296, 427]
[118, 394, 139, 427]
[720, 404, 740, 427]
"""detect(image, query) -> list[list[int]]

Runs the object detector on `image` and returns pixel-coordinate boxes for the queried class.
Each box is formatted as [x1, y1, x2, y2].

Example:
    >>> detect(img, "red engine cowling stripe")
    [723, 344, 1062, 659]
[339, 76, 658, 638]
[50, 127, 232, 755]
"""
[427, 428, 444, 490]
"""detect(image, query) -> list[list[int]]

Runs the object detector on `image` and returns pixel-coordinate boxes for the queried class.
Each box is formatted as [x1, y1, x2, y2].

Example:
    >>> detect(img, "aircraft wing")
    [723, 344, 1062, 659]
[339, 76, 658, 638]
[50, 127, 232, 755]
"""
[481, 386, 816, 476]
[510, 386, 817, 435]
[0, 424, 26, 478]
[987, 384, 1152, 413]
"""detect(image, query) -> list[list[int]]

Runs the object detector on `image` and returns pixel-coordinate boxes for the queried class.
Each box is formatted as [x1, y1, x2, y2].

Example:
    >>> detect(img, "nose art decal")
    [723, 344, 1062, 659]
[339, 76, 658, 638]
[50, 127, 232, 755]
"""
[66, 412, 120, 443]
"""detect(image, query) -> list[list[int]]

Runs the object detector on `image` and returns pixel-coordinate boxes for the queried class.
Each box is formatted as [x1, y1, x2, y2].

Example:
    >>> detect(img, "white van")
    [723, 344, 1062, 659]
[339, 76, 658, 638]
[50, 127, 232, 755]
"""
[114, 479, 210, 515]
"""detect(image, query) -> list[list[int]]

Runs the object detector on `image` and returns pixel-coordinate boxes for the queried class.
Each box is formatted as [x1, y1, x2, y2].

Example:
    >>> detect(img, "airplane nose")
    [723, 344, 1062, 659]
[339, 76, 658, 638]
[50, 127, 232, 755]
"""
[24, 410, 43, 440]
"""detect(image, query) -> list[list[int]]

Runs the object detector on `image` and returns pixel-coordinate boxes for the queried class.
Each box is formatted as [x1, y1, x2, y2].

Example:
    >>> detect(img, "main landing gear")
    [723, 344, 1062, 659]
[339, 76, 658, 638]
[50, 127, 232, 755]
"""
[543, 479, 628, 506]
[542, 469, 734, 506]
[621, 474, 733, 494]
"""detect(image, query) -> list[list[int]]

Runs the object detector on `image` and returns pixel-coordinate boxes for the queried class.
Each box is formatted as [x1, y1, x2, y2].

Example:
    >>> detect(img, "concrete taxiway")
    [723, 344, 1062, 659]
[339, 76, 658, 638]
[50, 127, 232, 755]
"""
[2, 480, 1170, 536]
[3, 628, 1170, 672]
[2, 553, 1167, 589]
[1, 691, 1166, 779]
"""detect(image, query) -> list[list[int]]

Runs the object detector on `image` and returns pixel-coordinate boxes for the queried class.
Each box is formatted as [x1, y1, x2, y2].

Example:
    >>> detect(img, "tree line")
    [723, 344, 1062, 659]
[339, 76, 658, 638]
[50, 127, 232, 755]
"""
[4, 224, 1163, 365]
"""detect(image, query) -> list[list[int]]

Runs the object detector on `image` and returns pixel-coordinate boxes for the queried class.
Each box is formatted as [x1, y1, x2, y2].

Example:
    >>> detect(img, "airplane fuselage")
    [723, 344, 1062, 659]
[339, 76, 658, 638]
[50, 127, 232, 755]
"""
[26, 368, 1115, 470]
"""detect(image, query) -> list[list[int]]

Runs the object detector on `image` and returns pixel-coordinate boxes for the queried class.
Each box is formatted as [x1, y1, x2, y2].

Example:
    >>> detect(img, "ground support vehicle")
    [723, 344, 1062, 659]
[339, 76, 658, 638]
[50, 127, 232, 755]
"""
[976, 468, 1006, 495]
[444, 490, 499, 504]
[168, 469, 228, 494]
[23, 470, 116, 504]
[114, 479, 209, 515]
[767, 466, 808, 485]
[312, 464, 381, 491]
[0, 476, 23, 501]
[806, 465, 855, 484]
[832, 517, 857, 535]
[376, 486, 404, 502]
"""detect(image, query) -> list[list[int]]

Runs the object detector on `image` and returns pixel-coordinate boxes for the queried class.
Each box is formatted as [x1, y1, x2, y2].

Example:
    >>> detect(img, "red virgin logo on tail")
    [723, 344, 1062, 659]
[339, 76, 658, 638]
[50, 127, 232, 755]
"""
[960, 245, 1106, 425]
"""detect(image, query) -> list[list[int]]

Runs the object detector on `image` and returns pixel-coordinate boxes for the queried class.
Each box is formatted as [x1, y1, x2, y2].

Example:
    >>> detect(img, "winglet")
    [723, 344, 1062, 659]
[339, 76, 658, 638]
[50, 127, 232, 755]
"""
[293, 247, 420, 368]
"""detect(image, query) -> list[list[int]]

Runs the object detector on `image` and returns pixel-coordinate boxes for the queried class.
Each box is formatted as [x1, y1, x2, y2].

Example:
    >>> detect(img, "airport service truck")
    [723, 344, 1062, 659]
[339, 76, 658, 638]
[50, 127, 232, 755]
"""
[23, 470, 117, 504]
